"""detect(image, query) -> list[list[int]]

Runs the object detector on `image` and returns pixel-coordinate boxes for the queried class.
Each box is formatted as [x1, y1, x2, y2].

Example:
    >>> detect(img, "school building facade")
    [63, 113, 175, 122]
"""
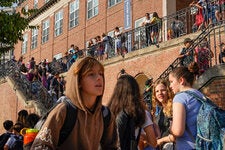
[14, 0, 192, 63]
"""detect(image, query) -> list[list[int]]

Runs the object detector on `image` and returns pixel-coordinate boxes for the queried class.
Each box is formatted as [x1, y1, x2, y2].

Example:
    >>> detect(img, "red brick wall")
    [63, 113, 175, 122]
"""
[14, 0, 166, 63]
[201, 78, 225, 110]
[2, 36, 225, 132]
[0, 81, 23, 133]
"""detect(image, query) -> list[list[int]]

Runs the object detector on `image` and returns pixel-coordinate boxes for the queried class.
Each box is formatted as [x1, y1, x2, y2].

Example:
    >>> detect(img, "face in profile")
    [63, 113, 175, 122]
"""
[155, 83, 168, 103]
[169, 74, 180, 94]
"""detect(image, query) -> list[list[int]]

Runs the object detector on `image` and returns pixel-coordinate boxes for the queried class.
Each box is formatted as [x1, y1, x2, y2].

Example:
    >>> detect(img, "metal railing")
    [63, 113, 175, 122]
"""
[53, 4, 220, 73]
[0, 60, 54, 111]
[157, 22, 225, 81]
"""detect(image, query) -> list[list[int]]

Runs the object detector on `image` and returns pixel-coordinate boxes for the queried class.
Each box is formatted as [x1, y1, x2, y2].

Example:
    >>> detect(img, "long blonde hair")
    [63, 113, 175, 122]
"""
[152, 79, 174, 117]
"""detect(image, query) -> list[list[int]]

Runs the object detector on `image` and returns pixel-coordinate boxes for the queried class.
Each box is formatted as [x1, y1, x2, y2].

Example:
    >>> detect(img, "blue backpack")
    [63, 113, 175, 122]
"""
[184, 91, 225, 150]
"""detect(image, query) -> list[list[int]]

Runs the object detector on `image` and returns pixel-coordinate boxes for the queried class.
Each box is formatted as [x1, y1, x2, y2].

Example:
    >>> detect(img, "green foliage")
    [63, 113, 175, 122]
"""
[0, 1, 38, 54]
[0, 0, 17, 7]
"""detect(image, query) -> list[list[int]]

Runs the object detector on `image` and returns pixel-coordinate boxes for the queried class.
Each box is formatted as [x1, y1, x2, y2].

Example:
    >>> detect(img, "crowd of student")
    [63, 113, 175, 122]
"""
[1, 52, 225, 149]
[1, 1, 225, 149]
[189, 0, 225, 32]
[17, 56, 66, 102]
[0, 110, 40, 150]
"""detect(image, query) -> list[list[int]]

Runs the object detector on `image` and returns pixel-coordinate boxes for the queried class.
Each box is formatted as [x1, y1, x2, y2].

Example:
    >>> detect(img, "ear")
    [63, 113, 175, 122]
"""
[179, 77, 186, 85]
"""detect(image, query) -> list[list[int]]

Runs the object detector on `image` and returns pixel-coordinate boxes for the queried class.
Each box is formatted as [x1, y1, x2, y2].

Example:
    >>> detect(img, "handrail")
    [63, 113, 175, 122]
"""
[156, 22, 225, 81]
[0, 60, 54, 112]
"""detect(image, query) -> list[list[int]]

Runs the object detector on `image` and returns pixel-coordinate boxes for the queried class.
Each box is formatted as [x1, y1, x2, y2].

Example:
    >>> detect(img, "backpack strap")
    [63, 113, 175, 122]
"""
[34, 96, 78, 146]
[182, 90, 217, 108]
[182, 90, 202, 143]
[100, 106, 111, 143]
[57, 97, 77, 146]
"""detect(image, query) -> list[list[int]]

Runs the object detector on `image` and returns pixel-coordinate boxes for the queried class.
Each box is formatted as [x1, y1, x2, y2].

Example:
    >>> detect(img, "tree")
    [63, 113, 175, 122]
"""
[0, 0, 36, 54]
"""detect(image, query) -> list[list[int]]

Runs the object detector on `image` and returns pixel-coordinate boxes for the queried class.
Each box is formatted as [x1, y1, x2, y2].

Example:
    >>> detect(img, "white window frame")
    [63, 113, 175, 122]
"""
[34, 0, 38, 9]
[22, 34, 28, 54]
[42, 19, 50, 44]
[69, 0, 79, 29]
[87, 0, 98, 19]
[54, 10, 63, 37]
[24, 5, 29, 18]
[54, 53, 63, 60]
[31, 28, 38, 49]
[108, 0, 121, 7]
[45, 0, 50, 3]
[134, 17, 145, 41]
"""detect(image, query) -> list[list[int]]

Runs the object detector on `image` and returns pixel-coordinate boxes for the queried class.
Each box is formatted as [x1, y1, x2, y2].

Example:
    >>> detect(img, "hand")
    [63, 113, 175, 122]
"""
[157, 139, 163, 146]
[186, 51, 190, 56]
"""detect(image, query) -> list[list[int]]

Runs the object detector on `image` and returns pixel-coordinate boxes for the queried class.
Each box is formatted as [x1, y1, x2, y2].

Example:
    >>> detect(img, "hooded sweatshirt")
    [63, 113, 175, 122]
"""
[31, 58, 118, 150]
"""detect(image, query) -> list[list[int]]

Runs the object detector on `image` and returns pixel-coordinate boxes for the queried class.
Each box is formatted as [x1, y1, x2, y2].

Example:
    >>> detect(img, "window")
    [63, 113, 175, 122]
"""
[134, 17, 145, 49]
[108, 0, 121, 7]
[42, 19, 49, 44]
[24, 5, 28, 18]
[55, 10, 63, 37]
[87, 0, 98, 19]
[54, 53, 63, 60]
[22, 34, 28, 54]
[34, 0, 38, 9]
[69, 0, 79, 29]
[31, 28, 38, 49]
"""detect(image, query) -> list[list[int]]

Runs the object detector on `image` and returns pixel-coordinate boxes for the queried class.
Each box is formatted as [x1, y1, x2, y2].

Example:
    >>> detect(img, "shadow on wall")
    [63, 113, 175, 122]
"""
[134, 73, 151, 93]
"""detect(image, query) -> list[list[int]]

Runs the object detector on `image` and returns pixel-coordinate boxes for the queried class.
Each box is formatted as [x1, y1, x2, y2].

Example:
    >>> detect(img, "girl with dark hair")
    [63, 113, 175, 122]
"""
[17, 109, 28, 127]
[109, 74, 157, 150]
[168, 67, 203, 149]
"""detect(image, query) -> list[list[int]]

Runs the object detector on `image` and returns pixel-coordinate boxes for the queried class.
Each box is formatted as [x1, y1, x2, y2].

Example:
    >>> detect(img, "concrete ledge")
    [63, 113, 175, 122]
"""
[194, 63, 225, 89]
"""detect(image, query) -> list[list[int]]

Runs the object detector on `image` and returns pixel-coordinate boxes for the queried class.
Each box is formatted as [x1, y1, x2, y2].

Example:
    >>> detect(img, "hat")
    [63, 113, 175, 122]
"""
[183, 38, 192, 44]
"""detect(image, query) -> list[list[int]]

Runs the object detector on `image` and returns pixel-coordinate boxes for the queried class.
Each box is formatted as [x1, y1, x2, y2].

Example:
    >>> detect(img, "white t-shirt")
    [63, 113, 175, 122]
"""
[143, 17, 151, 24]
[135, 110, 153, 137]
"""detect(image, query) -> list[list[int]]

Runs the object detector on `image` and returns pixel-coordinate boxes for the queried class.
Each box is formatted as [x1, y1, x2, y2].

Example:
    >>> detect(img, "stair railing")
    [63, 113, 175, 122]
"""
[157, 22, 225, 81]
[0, 60, 54, 112]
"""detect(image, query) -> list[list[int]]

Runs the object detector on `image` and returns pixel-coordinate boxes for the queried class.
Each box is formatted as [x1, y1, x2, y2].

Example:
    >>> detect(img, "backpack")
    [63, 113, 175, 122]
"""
[184, 91, 225, 150]
[0, 132, 11, 150]
[117, 111, 141, 150]
[10, 135, 23, 150]
[29, 96, 111, 148]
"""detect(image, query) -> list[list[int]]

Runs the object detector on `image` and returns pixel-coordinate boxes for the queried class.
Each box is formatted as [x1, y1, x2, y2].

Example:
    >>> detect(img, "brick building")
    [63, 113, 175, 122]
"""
[14, 0, 192, 63]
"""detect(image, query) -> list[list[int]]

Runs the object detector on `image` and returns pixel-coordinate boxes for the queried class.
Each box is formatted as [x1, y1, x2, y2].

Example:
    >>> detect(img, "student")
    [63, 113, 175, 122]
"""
[142, 13, 152, 46]
[152, 79, 175, 149]
[31, 57, 117, 150]
[0, 120, 13, 149]
[109, 74, 157, 150]
[114, 27, 122, 56]
[219, 42, 225, 64]
[168, 67, 203, 149]
[194, 38, 214, 75]
[143, 78, 153, 111]
[4, 122, 24, 150]
[17, 109, 28, 127]
[178, 38, 194, 67]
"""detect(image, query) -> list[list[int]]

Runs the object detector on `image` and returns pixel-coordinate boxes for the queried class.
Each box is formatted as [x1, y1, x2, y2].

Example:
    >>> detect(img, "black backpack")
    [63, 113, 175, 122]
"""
[29, 96, 111, 148]
[117, 111, 141, 150]
[10, 135, 23, 150]
[0, 132, 11, 150]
